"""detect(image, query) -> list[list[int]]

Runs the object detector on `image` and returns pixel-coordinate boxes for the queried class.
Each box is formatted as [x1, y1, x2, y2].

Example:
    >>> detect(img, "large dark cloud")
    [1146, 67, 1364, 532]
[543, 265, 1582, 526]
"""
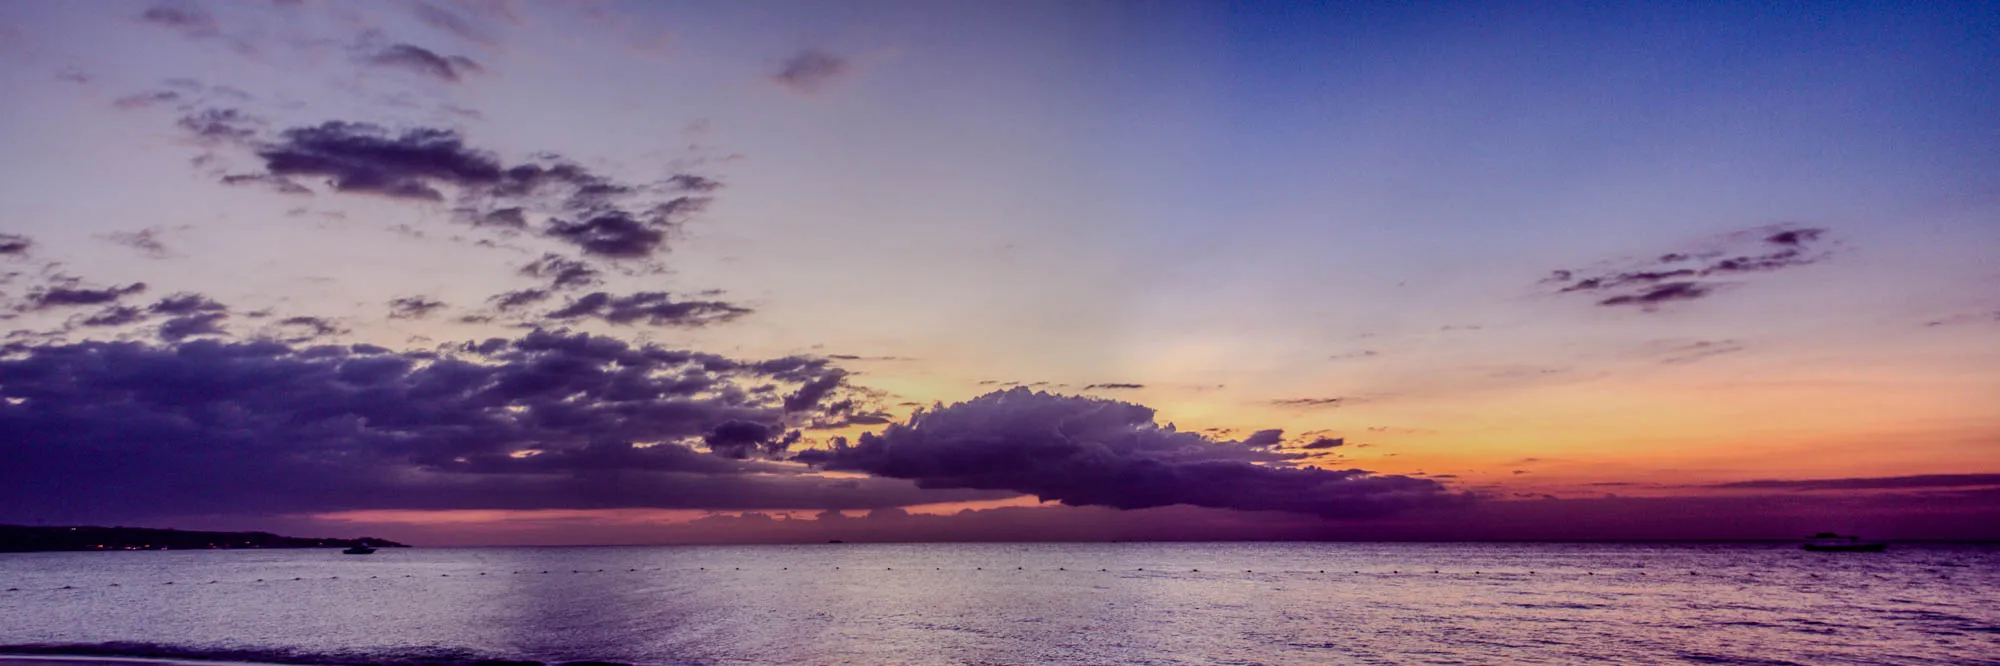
[545, 291, 751, 327]
[0, 330, 984, 523]
[796, 388, 1463, 518]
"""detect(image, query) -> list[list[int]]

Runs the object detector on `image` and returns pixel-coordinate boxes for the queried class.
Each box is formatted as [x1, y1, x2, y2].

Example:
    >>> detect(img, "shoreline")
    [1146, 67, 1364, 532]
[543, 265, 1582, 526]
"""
[0, 657, 276, 666]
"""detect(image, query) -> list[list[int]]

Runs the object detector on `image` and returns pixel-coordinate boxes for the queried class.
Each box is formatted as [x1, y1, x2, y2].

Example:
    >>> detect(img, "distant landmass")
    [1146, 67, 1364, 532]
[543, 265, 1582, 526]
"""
[0, 525, 408, 552]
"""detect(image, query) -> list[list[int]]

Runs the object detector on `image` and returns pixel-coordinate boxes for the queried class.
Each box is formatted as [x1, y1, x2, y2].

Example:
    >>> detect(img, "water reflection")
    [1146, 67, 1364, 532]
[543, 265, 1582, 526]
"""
[1, 543, 1996, 664]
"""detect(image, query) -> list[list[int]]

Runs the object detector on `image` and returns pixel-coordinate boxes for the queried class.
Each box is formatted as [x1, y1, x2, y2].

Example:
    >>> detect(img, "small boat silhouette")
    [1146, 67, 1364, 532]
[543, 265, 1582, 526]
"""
[342, 542, 377, 555]
[1801, 533, 1886, 552]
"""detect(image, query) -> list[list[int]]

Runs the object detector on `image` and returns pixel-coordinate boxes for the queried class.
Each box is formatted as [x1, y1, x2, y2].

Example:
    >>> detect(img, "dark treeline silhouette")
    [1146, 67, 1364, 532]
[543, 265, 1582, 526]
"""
[0, 525, 407, 552]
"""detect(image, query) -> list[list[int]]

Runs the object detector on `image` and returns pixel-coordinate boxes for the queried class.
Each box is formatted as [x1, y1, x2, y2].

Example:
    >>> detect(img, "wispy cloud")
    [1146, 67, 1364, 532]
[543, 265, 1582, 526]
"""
[1269, 396, 1347, 409]
[1547, 224, 1835, 310]
[366, 44, 483, 83]
[771, 49, 850, 93]
[387, 295, 448, 319]
[1703, 474, 2000, 491]
[544, 291, 751, 327]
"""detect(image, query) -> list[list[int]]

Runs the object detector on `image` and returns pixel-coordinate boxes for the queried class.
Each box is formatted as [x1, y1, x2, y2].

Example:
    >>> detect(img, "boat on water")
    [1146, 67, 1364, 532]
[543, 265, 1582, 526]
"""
[342, 542, 377, 555]
[1802, 533, 1886, 552]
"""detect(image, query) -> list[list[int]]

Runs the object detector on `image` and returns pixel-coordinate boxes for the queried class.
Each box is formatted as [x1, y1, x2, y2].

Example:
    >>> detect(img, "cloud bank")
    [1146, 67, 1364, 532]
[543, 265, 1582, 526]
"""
[0, 329, 995, 523]
[797, 388, 1462, 518]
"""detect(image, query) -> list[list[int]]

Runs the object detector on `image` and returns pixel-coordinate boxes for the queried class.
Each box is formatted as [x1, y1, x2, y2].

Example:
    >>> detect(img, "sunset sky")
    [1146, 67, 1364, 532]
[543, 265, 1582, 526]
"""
[2, 0, 1997, 545]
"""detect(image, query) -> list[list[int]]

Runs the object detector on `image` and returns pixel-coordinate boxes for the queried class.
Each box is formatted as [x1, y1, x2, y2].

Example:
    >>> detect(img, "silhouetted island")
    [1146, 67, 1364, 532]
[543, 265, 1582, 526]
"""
[0, 525, 408, 552]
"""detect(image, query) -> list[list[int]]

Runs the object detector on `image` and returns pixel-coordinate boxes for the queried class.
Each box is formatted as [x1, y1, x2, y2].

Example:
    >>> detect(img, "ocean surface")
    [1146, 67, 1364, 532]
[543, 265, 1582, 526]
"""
[2, 542, 1996, 665]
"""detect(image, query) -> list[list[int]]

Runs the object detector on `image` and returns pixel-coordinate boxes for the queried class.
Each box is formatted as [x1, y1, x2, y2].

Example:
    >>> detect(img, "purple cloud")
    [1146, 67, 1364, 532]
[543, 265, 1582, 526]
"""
[796, 388, 1463, 518]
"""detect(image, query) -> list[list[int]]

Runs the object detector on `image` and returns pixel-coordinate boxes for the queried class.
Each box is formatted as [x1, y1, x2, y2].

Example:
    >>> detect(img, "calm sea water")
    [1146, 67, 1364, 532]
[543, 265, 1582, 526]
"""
[1, 543, 1996, 665]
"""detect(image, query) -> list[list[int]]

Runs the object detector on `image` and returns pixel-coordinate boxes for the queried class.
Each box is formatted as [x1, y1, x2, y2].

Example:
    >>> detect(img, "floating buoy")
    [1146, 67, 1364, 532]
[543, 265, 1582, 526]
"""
[256, 579, 263, 582]
[294, 577, 302, 581]
[1100, 569, 1107, 572]
[1319, 570, 1325, 574]
[478, 573, 485, 576]
[109, 583, 119, 587]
